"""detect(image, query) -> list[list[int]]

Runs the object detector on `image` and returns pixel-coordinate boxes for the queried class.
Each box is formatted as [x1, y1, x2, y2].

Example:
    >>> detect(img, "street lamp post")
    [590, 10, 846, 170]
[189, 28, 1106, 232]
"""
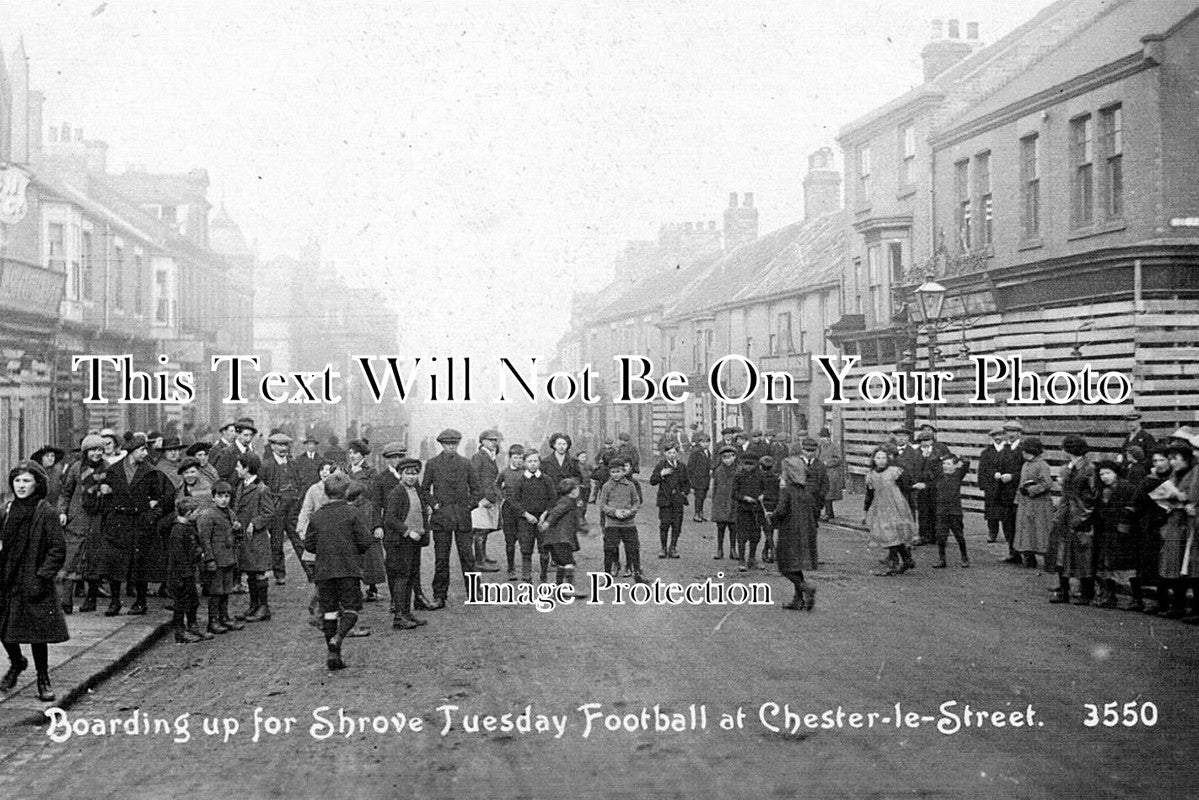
[913, 280, 947, 424]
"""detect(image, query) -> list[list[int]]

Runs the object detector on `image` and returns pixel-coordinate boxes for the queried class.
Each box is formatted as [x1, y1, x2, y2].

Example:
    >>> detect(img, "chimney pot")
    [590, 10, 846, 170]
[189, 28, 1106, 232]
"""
[966, 21, 979, 40]
[743, 192, 754, 208]
[948, 19, 960, 39]
[729, 192, 738, 208]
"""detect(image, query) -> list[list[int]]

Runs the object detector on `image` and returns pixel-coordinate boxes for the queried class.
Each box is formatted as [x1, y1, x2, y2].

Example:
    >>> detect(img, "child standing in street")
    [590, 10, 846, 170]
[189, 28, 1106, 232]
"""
[196, 481, 243, 635]
[598, 458, 644, 581]
[496, 445, 525, 581]
[758, 455, 780, 564]
[733, 453, 765, 571]
[167, 497, 213, 643]
[539, 479, 588, 597]
[508, 450, 557, 584]
[383, 458, 432, 630]
[710, 446, 738, 560]
[933, 454, 970, 568]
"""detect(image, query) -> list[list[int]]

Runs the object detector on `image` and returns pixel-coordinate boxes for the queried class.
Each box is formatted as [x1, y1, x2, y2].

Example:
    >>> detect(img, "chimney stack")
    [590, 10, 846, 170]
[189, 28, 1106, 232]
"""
[85, 140, 108, 175]
[723, 189, 759, 252]
[802, 147, 842, 222]
[920, 19, 981, 82]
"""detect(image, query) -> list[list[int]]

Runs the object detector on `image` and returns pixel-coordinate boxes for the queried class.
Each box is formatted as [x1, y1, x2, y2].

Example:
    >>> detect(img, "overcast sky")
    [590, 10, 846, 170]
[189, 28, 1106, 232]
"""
[1, 0, 1054, 364]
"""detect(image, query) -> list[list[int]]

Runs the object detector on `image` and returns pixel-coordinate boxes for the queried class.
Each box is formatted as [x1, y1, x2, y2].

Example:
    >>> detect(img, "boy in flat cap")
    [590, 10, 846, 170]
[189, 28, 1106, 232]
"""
[470, 430, 503, 573]
[383, 458, 432, 629]
[649, 440, 689, 559]
[687, 433, 712, 523]
[197, 481, 243, 634]
[167, 496, 214, 643]
[733, 452, 765, 570]
[709, 445, 738, 560]
[420, 429, 480, 607]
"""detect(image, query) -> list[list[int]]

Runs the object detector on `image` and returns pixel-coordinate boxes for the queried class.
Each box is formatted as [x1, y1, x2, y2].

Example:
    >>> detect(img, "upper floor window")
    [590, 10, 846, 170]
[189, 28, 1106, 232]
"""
[112, 245, 125, 310]
[1020, 134, 1040, 238]
[1071, 115, 1094, 227]
[777, 312, 793, 353]
[1100, 104, 1123, 219]
[81, 231, 94, 300]
[955, 159, 971, 251]
[858, 146, 872, 202]
[133, 253, 145, 316]
[975, 151, 992, 248]
[898, 124, 915, 187]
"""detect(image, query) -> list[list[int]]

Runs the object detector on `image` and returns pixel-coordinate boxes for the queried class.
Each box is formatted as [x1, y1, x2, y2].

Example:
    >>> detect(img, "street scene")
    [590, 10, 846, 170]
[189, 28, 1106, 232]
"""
[0, 0, 1197, 798]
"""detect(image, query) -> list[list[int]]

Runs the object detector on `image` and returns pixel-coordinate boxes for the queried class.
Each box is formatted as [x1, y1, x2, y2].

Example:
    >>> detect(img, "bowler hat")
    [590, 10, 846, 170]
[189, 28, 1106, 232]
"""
[234, 417, 258, 434]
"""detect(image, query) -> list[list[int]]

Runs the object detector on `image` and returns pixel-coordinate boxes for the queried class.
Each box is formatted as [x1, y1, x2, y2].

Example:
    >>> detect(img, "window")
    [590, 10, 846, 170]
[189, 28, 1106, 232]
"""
[155, 269, 170, 324]
[112, 245, 124, 310]
[48, 223, 65, 260]
[1020, 134, 1040, 238]
[777, 312, 793, 352]
[768, 334, 777, 356]
[858, 146, 872, 202]
[133, 253, 144, 315]
[975, 151, 992, 248]
[1101, 105, 1123, 218]
[851, 257, 863, 315]
[888, 241, 904, 286]
[867, 245, 884, 326]
[81, 231, 94, 300]
[1071, 115, 1094, 226]
[899, 124, 915, 187]
[955, 160, 971, 251]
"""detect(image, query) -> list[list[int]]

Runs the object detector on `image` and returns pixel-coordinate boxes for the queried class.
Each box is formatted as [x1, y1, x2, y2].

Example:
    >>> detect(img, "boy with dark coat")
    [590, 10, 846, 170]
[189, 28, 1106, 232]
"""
[507, 450, 557, 583]
[496, 445, 526, 580]
[733, 453, 765, 571]
[933, 454, 971, 568]
[197, 482, 243, 634]
[167, 497, 214, 643]
[539, 479, 587, 597]
[383, 458, 432, 629]
[649, 441, 689, 559]
[232, 452, 277, 622]
[709, 446, 738, 560]
[304, 473, 373, 670]
[687, 434, 712, 523]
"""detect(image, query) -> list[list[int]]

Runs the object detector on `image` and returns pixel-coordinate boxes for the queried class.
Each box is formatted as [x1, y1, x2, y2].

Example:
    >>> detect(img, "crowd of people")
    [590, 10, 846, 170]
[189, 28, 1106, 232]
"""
[0, 411, 1195, 682]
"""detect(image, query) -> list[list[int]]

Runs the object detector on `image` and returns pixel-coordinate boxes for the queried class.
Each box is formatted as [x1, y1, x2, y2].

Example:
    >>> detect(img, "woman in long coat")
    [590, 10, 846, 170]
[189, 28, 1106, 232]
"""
[231, 452, 277, 622]
[55, 435, 109, 613]
[0, 461, 69, 702]
[1049, 434, 1098, 605]
[1092, 460, 1137, 608]
[768, 457, 816, 610]
[1156, 444, 1197, 618]
[1013, 436, 1053, 568]
[97, 435, 166, 616]
[863, 448, 917, 575]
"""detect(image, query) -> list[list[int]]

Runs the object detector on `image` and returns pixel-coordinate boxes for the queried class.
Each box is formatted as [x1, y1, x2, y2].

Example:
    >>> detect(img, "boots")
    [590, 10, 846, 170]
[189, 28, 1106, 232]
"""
[187, 616, 214, 640]
[219, 596, 245, 630]
[207, 597, 229, 635]
[36, 671, 55, 702]
[244, 580, 272, 622]
[800, 583, 816, 611]
[322, 617, 344, 670]
[1094, 579, 1118, 609]
[1050, 575, 1071, 604]
[104, 581, 123, 616]
[474, 533, 499, 572]
[0, 655, 27, 692]
[61, 580, 74, 614]
[392, 578, 421, 630]
[80, 582, 99, 613]
[236, 581, 259, 621]
[332, 610, 358, 649]
[174, 622, 201, 644]
[520, 554, 533, 584]
[413, 587, 437, 611]
[539, 555, 550, 584]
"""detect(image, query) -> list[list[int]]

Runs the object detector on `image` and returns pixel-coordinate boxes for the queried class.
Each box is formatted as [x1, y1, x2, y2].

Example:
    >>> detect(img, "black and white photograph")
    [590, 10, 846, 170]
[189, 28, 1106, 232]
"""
[0, 1, 1196, 797]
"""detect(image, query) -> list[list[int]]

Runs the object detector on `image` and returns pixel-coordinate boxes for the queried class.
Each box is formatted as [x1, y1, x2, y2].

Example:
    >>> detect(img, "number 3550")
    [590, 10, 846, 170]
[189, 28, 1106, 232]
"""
[1083, 702, 1158, 727]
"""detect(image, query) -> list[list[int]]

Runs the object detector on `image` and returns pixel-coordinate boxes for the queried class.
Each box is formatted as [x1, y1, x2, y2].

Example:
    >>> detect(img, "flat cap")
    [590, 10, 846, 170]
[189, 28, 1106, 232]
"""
[914, 430, 934, 442]
[890, 425, 911, 435]
[738, 452, 760, 465]
[801, 438, 819, 450]
[267, 432, 294, 445]
[988, 426, 1005, 436]
[381, 441, 407, 458]
[436, 428, 462, 444]
[302, 434, 320, 444]
[177, 457, 202, 474]
[396, 457, 422, 472]
[1123, 412, 1142, 421]
[479, 429, 502, 441]
[720, 426, 738, 436]
[617, 432, 631, 442]
[1002, 420, 1024, 432]
[80, 434, 107, 452]
[718, 445, 738, 456]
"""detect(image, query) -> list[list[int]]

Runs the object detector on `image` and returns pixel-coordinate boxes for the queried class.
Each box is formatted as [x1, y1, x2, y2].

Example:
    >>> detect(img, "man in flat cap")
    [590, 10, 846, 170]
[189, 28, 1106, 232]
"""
[470, 430, 503, 572]
[292, 434, 324, 494]
[260, 432, 300, 585]
[420, 429, 481, 607]
[979, 425, 1019, 551]
[215, 417, 258, 485]
[1121, 412, 1155, 463]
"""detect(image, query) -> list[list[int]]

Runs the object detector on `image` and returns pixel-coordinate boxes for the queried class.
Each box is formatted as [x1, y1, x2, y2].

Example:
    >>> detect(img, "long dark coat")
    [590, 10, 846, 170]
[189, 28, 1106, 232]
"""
[347, 463, 386, 584]
[196, 505, 238, 569]
[1094, 478, 1137, 572]
[1051, 456, 1098, 577]
[710, 463, 737, 524]
[471, 449, 501, 506]
[421, 451, 481, 532]
[97, 459, 168, 583]
[307, 500, 372, 581]
[978, 444, 1020, 520]
[232, 478, 276, 573]
[57, 457, 107, 581]
[0, 499, 70, 644]
[770, 484, 818, 573]
[686, 448, 711, 493]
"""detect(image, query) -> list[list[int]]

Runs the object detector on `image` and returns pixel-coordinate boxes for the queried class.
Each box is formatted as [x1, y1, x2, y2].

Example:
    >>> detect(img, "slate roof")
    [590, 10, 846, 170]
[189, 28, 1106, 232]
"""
[667, 211, 848, 321]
